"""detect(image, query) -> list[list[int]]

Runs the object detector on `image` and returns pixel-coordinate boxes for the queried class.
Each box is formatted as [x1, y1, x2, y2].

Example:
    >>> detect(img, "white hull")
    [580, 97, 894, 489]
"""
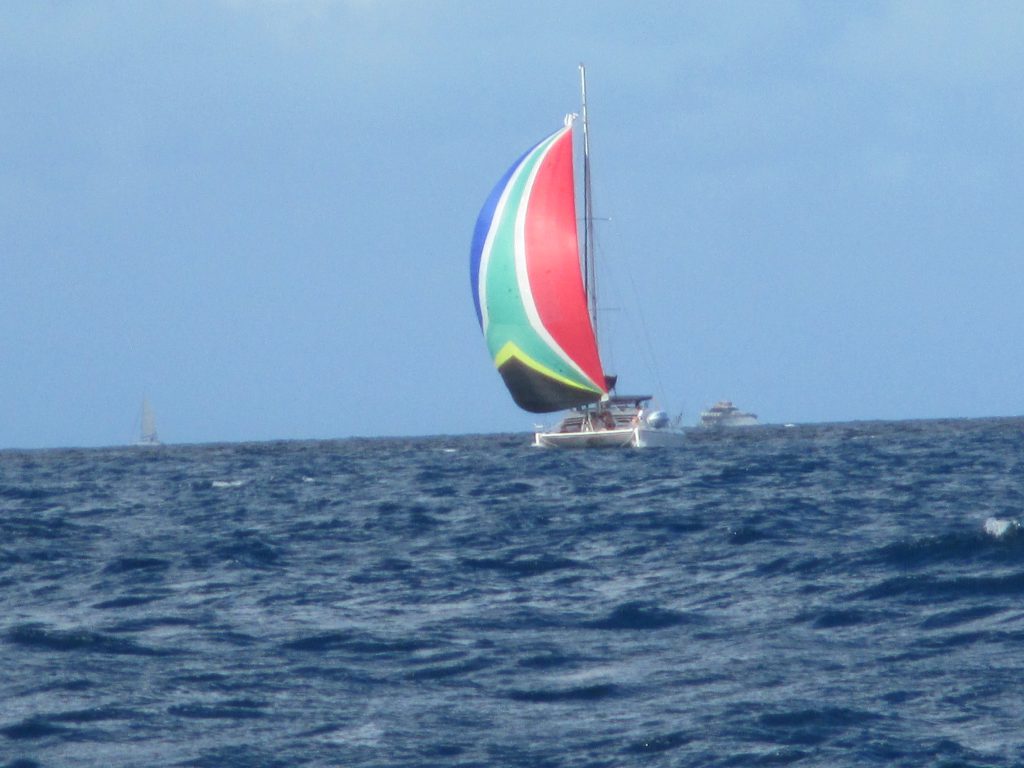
[700, 415, 759, 428]
[534, 425, 684, 449]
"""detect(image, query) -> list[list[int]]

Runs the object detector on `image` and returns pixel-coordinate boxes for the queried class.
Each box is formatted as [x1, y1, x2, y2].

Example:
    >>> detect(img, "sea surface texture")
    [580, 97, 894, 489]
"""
[3, 419, 1024, 767]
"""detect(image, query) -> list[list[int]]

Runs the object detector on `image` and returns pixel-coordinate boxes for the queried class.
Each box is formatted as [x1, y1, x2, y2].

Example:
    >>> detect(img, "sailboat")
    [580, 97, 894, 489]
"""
[469, 65, 684, 448]
[136, 397, 161, 446]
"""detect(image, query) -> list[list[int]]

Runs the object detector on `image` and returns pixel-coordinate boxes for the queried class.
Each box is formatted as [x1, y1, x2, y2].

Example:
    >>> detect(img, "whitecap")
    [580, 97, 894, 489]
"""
[211, 479, 245, 489]
[983, 517, 1019, 538]
[318, 720, 384, 747]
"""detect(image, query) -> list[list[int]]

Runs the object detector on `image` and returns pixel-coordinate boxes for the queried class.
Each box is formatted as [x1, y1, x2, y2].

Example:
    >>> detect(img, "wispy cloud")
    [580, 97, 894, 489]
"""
[836, 0, 1024, 83]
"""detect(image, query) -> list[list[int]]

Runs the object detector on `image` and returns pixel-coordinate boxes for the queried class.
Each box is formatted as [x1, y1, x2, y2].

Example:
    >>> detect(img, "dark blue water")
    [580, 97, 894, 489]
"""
[3, 419, 1024, 767]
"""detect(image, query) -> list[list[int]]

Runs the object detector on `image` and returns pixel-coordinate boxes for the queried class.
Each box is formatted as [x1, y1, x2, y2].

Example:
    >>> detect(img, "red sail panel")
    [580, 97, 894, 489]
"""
[523, 128, 606, 393]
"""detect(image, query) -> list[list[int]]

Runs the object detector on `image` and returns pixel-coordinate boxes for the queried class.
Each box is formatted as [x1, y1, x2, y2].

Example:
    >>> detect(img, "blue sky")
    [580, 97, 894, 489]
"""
[2, 1, 1022, 448]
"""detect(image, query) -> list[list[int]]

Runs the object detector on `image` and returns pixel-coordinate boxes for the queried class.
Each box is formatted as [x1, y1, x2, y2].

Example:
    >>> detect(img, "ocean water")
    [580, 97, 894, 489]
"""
[2, 418, 1024, 767]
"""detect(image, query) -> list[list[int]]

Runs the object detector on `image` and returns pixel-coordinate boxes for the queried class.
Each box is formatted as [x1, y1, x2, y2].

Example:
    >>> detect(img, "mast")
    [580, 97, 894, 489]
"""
[578, 63, 598, 343]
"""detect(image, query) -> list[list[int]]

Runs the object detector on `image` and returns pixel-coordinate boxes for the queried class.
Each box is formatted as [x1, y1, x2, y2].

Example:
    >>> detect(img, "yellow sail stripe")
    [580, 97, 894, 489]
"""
[494, 342, 602, 394]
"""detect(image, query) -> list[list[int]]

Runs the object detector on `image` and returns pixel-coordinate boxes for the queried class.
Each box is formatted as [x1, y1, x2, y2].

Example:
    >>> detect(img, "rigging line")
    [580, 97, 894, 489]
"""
[622, 260, 670, 407]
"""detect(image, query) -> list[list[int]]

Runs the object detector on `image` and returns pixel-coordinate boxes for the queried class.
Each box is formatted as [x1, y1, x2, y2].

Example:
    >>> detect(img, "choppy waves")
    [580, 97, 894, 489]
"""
[2, 420, 1024, 766]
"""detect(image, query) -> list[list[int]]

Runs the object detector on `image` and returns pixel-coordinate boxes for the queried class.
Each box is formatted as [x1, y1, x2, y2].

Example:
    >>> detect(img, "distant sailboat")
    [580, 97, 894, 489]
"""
[469, 65, 683, 448]
[136, 397, 161, 446]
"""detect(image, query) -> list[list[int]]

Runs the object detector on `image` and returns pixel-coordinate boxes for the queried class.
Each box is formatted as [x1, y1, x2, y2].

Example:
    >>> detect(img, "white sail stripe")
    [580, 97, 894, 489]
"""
[512, 126, 603, 391]
[477, 140, 543, 335]
[476, 190, 505, 335]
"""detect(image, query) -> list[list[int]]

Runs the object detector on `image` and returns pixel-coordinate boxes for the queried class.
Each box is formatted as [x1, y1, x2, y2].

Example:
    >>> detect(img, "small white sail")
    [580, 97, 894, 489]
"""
[137, 397, 161, 446]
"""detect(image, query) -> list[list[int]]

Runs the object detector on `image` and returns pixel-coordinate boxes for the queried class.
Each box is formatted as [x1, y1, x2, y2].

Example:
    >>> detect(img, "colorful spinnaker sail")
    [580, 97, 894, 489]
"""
[470, 121, 608, 413]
